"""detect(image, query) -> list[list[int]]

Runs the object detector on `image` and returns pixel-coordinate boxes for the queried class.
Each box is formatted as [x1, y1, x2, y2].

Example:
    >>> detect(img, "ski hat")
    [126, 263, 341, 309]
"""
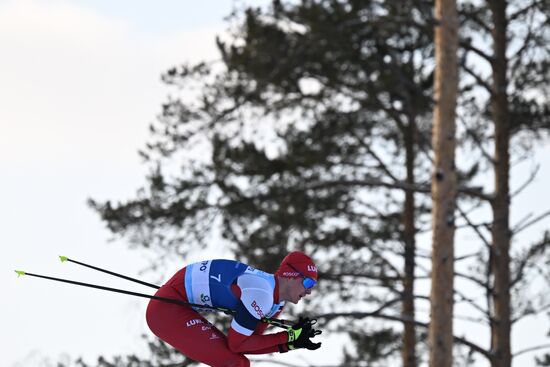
[276, 251, 318, 281]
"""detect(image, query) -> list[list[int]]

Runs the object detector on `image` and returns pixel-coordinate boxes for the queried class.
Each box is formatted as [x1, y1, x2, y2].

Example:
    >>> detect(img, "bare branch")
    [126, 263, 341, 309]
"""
[323, 271, 402, 282]
[513, 343, 550, 358]
[460, 61, 493, 95]
[348, 128, 401, 182]
[316, 312, 491, 359]
[509, 28, 535, 72]
[459, 7, 491, 33]
[366, 142, 401, 183]
[455, 251, 482, 262]
[456, 205, 492, 248]
[459, 115, 495, 164]
[512, 301, 550, 324]
[455, 271, 489, 289]
[512, 212, 534, 233]
[454, 288, 492, 320]
[513, 210, 550, 235]
[510, 164, 540, 199]
[414, 306, 488, 324]
[508, 0, 545, 22]
[460, 40, 494, 64]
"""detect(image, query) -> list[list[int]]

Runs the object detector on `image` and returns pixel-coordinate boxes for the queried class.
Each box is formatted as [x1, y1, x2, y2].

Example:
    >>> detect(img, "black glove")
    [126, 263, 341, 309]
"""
[286, 317, 322, 350]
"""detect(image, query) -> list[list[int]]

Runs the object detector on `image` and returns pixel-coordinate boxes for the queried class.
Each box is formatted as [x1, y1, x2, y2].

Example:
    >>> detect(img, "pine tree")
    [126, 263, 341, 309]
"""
[83, 0, 550, 366]
[91, 1, 438, 364]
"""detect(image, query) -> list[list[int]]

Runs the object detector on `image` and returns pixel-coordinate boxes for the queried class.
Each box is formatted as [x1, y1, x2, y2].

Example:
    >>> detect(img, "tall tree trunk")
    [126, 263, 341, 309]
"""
[429, 0, 458, 364]
[489, 0, 512, 366]
[401, 117, 416, 367]
[402, 118, 417, 367]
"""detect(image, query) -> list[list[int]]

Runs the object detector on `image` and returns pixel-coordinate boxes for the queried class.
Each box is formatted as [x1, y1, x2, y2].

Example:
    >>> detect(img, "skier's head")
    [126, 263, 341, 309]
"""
[276, 251, 318, 289]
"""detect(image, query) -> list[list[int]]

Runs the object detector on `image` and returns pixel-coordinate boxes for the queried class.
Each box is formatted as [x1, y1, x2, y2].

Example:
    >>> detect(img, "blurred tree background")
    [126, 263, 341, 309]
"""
[63, 0, 550, 366]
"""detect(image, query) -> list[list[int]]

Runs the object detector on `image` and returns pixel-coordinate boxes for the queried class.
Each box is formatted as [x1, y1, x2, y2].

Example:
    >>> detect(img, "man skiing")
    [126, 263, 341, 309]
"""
[146, 251, 321, 367]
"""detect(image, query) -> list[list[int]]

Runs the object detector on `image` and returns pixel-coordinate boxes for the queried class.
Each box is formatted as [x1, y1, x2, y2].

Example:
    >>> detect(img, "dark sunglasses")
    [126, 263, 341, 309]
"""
[287, 264, 317, 289]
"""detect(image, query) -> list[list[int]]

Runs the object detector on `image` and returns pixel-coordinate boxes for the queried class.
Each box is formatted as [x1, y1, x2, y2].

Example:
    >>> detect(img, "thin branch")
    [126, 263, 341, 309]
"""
[366, 245, 403, 280]
[454, 288, 492, 320]
[460, 62, 493, 95]
[512, 301, 550, 324]
[459, 7, 492, 33]
[323, 271, 402, 282]
[459, 196, 488, 216]
[509, 27, 535, 71]
[372, 297, 406, 315]
[460, 40, 494, 64]
[513, 343, 550, 358]
[513, 210, 550, 235]
[512, 212, 534, 233]
[414, 306, 488, 324]
[416, 251, 480, 262]
[508, 0, 544, 22]
[459, 115, 495, 164]
[455, 219, 491, 230]
[316, 312, 491, 359]
[511, 164, 540, 199]
[456, 204, 492, 248]
[365, 141, 401, 183]
[455, 271, 490, 289]
[455, 251, 482, 262]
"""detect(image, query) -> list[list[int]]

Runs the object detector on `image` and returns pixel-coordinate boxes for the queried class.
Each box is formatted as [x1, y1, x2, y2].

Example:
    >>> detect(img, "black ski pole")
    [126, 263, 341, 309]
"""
[56, 256, 294, 328]
[59, 256, 160, 289]
[14, 270, 291, 328]
[15, 270, 232, 314]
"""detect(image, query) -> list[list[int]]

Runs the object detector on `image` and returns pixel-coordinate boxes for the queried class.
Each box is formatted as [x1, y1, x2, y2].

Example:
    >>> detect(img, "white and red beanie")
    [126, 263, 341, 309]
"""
[276, 251, 318, 281]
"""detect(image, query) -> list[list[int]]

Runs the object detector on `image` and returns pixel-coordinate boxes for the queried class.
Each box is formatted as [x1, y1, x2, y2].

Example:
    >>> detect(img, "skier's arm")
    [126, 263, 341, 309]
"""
[253, 307, 283, 335]
[227, 326, 288, 353]
[227, 300, 288, 354]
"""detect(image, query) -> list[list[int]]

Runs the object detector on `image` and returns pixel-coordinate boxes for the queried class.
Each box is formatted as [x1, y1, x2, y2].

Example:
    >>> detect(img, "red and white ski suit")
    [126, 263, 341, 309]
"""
[146, 260, 289, 367]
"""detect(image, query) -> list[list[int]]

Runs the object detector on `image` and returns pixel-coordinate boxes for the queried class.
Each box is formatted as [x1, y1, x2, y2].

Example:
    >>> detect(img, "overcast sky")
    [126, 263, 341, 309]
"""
[1, 0, 549, 366]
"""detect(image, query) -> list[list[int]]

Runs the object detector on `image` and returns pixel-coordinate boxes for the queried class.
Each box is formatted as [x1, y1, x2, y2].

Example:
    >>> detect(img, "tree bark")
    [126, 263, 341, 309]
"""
[489, 0, 512, 366]
[429, 0, 458, 364]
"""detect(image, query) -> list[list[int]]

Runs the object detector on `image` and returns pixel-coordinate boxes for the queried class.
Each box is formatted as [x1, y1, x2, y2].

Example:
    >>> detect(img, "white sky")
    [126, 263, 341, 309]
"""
[1, 0, 549, 366]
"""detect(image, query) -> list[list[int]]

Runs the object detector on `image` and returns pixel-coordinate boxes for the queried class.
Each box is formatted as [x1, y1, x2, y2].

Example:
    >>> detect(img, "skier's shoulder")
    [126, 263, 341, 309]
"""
[236, 269, 276, 318]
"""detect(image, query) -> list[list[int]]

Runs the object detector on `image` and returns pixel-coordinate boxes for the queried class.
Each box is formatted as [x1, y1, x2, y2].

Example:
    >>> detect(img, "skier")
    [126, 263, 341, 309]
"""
[146, 251, 321, 367]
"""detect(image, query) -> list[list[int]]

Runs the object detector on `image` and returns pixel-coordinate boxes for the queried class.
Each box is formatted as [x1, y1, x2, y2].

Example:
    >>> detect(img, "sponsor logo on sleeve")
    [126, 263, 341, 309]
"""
[251, 300, 265, 318]
[200, 293, 211, 303]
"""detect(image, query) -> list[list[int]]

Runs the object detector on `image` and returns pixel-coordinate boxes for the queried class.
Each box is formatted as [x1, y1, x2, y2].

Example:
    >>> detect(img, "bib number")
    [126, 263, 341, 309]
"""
[210, 274, 221, 282]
